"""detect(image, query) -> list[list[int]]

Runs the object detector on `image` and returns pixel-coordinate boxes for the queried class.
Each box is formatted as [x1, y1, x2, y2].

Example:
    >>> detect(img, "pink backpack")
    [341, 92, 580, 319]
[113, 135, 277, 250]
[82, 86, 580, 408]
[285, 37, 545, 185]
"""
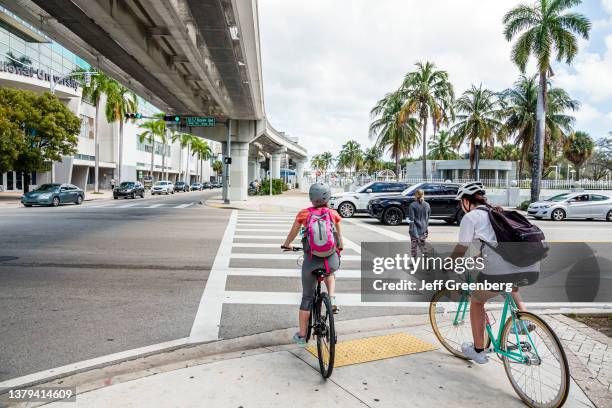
[305, 207, 337, 258]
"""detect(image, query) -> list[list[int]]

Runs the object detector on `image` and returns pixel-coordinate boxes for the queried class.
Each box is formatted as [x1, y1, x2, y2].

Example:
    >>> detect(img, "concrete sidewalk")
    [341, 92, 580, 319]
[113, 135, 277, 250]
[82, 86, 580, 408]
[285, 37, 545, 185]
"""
[5, 314, 604, 408]
[0, 190, 114, 207]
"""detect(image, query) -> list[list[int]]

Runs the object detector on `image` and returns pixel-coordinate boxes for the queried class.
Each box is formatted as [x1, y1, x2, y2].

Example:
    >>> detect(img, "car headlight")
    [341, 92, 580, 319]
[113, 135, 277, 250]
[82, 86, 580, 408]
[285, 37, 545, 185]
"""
[39, 193, 52, 199]
[539, 205, 550, 209]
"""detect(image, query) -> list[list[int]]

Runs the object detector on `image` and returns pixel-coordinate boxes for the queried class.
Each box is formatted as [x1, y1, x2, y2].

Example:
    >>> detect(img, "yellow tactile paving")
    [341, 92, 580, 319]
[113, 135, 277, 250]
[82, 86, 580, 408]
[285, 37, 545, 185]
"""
[307, 332, 437, 367]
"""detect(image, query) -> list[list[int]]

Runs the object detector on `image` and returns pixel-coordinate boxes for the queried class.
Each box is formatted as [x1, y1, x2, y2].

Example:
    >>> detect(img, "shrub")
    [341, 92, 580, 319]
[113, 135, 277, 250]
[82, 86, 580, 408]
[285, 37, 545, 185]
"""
[260, 179, 287, 195]
[518, 200, 531, 211]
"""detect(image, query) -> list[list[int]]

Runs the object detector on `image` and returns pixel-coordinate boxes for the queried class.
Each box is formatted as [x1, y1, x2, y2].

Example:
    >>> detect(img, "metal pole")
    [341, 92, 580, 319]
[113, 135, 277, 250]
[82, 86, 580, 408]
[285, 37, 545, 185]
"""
[223, 120, 231, 204]
[475, 145, 480, 181]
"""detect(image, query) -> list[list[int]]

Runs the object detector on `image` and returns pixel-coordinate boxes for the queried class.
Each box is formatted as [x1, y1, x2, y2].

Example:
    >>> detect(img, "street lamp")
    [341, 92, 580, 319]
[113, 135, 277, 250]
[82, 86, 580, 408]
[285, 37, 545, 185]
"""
[474, 137, 481, 181]
[549, 165, 559, 184]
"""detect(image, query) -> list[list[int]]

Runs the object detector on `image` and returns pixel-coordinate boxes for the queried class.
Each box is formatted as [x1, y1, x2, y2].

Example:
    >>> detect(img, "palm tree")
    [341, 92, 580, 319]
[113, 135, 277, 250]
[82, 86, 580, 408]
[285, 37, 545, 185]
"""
[370, 91, 421, 179]
[191, 138, 212, 182]
[503, 0, 591, 200]
[336, 140, 363, 176]
[319, 152, 334, 179]
[105, 83, 137, 182]
[79, 68, 115, 192]
[500, 75, 579, 178]
[398, 61, 455, 178]
[212, 160, 223, 181]
[564, 131, 594, 180]
[172, 133, 196, 183]
[363, 146, 384, 174]
[450, 84, 503, 176]
[138, 119, 162, 179]
[428, 130, 460, 160]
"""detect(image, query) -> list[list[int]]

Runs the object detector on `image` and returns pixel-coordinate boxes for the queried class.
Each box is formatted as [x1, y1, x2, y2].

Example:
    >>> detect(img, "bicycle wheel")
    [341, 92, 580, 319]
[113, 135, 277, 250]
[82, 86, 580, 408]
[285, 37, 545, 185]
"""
[315, 293, 336, 378]
[500, 312, 570, 408]
[429, 289, 490, 359]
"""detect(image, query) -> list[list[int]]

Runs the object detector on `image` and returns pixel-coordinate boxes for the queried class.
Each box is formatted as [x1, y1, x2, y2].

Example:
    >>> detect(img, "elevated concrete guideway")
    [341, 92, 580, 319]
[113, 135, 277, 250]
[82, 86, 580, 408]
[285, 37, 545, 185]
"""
[2, 0, 307, 200]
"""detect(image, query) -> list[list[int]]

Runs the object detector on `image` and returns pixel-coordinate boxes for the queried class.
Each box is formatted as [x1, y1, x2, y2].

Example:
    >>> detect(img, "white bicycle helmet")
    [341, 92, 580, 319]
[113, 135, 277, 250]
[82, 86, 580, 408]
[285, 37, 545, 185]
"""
[309, 183, 331, 207]
[456, 181, 485, 200]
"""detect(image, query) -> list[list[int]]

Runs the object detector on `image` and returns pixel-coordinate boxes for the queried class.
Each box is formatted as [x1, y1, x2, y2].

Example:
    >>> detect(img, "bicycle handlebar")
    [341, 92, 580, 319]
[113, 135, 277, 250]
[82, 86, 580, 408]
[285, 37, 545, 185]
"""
[281, 245, 302, 252]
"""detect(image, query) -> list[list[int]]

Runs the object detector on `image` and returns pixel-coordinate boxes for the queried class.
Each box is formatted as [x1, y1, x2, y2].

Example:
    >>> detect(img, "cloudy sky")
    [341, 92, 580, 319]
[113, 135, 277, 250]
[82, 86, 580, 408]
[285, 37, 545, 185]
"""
[258, 0, 612, 158]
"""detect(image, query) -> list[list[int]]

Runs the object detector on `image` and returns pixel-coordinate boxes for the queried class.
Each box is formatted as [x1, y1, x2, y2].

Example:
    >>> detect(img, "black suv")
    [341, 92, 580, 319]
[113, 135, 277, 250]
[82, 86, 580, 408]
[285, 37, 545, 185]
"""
[175, 181, 190, 192]
[113, 181, 145, 199]
[367, 182, 464, 225]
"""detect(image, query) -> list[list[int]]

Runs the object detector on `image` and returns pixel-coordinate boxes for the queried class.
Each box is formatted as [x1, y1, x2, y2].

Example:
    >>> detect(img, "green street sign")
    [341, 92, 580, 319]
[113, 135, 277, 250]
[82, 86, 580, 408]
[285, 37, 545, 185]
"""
[186, 117, 216, 127]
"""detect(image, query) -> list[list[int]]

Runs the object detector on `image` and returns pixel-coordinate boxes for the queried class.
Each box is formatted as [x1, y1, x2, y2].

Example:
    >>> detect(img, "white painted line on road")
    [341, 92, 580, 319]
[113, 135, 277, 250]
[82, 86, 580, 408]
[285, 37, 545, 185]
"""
[235, 228, 286, 232]
[189, 210, 237, 343]
[232, 243, 285, 248]
[0, 337, 189, 389]
[234, 235, 286, 239]
[223, 291, 426, 307]
[344, 218, 409, 241]
[231, 253, 360, 261]
[226, 268, 361, 278]
[116, 202, 141, 208]
[86, 203, 117, 208]
[147, 204, 165, 208]
[174, 203, 192, 208]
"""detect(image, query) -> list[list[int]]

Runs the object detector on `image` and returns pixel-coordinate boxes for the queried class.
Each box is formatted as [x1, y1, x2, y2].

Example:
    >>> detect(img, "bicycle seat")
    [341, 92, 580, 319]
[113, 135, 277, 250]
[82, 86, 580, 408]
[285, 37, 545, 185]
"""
[312, 268, 327, 276]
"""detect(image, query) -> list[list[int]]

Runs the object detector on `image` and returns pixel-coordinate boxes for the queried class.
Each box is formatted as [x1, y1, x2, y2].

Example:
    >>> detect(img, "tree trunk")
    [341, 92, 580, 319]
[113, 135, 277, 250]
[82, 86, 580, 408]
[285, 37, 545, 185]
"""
[23, 172, 30, 194]
[421, 119, 428, 179]
[531, 73, 547, 202]
[118, 120, 124, 182]
[150, 139, 154, 178]
[575, 166, 580, 181]
[185, 144, 190, 184]
[162, 150, 166, 181]
[178, 145, 183, 182]
[395, 139, 400, 181]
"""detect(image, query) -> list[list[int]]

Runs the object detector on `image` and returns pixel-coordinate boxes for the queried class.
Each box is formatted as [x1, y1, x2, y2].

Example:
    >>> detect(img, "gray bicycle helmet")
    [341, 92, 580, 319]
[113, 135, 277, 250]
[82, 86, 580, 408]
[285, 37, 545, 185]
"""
[309, 183, 331, 207]
[456, 181, 485, 199]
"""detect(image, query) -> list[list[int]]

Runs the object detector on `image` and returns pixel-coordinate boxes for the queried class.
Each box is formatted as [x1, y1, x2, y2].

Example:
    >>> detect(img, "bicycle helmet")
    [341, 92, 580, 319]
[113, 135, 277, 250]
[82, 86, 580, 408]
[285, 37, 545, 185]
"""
[456, 181, 485, 200]
[309, 183, 331, 207]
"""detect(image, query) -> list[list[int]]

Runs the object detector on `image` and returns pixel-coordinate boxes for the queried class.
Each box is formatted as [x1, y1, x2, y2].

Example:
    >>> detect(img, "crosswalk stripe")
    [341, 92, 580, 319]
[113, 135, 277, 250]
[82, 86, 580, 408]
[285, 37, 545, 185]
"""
[117, 202, 140, 208]
[232, 243, 285, 248]
[234, 235, 294, 240]
[223, 291, 426, 307]
[147, 204, 165, 208]
[231, 253, 360, 261]
[174, 203, 192, 208]
[87, 203, 116, 208]
[235, 228, 286, 232]
[237, 222, 292, 226]
[226, 268, 361, 278]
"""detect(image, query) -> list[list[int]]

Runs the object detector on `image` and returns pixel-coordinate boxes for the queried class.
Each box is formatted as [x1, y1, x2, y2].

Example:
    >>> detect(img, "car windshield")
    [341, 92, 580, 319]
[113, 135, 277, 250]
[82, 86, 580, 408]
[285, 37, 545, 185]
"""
[401, 184, 420, 196]
[546, 193, 572, 202]
[356, 182, 375, 193]
[119, 182, 134, 188]
[154, 182, 167, 186]
[35, 184, 60, 192]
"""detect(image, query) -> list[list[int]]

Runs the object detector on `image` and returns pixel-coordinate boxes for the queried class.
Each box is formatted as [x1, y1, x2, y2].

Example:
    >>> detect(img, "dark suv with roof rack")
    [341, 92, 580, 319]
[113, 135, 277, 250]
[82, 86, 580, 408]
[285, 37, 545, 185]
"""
[367, 182, 464, 225]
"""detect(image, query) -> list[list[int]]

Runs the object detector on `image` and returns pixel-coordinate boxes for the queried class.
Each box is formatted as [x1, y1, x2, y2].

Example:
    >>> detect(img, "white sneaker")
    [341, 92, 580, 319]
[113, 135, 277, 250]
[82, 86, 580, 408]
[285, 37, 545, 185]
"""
[461, 342, 489, 364]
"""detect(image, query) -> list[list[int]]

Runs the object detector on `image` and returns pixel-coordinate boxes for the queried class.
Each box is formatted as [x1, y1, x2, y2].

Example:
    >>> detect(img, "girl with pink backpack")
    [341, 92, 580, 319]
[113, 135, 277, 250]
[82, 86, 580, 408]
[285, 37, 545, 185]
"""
[281, 183, 344, 347]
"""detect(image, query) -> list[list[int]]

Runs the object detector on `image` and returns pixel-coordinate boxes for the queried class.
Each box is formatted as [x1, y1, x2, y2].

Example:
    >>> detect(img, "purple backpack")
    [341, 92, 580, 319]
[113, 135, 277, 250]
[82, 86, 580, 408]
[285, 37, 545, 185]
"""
[477, 207, 549, 267]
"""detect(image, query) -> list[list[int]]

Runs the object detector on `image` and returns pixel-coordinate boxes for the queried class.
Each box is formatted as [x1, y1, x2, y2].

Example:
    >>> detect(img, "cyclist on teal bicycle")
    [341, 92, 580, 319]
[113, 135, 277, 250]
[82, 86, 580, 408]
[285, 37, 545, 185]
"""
[452, 181, 539, 364]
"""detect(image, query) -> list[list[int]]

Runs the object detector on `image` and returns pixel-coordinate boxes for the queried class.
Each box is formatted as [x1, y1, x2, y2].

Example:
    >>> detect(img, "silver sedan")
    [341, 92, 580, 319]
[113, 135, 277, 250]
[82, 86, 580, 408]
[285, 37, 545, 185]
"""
[528, 192, 612, 221]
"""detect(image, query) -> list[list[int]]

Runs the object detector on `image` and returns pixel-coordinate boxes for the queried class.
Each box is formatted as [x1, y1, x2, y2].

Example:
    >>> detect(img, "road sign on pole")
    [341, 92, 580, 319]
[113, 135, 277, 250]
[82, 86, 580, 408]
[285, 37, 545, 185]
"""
[186, 117, 216, 127]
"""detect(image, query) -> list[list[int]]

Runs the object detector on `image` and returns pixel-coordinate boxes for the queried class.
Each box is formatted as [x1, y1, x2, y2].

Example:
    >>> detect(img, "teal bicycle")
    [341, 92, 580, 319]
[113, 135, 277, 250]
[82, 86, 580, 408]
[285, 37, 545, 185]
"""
[429, 286, 570, 408]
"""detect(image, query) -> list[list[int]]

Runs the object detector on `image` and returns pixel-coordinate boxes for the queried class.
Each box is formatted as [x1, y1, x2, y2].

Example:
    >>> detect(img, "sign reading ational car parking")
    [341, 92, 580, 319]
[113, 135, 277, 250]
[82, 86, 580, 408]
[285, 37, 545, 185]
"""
[185, 117, 216, 127]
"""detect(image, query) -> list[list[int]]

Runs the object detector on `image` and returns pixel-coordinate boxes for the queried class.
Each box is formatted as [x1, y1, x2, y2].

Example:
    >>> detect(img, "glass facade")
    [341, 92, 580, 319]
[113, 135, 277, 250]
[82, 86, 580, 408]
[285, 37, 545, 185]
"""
[0, 5, 88, 77]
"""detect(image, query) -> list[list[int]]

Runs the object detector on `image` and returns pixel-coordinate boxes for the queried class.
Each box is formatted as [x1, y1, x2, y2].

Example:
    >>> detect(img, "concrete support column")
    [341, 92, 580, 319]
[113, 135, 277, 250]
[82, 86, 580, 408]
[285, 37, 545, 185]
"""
[271, 151, 282, 179]
[495, 169, 499, 187]
[229, 142, 249, 201]
[248, 159, 257, 181]
[296, 160, 305, 188]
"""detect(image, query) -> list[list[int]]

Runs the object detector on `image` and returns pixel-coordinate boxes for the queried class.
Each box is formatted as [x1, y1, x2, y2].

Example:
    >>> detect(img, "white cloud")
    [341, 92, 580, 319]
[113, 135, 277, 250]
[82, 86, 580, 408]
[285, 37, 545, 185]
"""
[259, 0, 611, 156]
[573, 103, 603, 122]
[603, 0, 612, 14]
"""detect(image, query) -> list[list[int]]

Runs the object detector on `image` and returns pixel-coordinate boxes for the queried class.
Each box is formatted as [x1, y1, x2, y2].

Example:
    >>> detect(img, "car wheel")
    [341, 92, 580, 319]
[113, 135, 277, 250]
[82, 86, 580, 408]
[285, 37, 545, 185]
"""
[606, 210, 612, 222]
[140, 192, 145, 198]
[338, 202, 356, 218]
[24, 204, 32, 207]
[551, 208, 566, 221]
[131, 193, 135, 199]
[52, 197, 60, 207]
[75, 195, 83, 205]
[114, 196, 118, 200]
[383, 207, 404, 226]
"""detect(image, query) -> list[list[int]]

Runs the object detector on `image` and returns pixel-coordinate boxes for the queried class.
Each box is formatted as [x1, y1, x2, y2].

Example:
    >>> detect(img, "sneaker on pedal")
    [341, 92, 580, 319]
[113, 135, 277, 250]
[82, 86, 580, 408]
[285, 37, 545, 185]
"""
[293, 333, 307, 348]
[331, 297, 339, 314]
[461, 342, 489, 364]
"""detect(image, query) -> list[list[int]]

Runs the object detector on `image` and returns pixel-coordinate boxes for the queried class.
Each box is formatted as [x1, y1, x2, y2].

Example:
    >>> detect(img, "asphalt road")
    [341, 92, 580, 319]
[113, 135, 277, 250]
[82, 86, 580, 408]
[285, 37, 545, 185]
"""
[0, 196, 610, 382]
[0, 189, 227, 382]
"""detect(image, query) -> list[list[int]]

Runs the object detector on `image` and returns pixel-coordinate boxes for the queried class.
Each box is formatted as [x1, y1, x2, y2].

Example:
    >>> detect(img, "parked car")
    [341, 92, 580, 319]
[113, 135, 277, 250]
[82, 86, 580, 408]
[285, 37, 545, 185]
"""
[21, 183, 84, 207]
[142, 175, 154, 189]
[151, 181, 174, 195]
[190, 183, 203, 191]
[367, 182, 464, 225]
[528, 192, 612, 221]
[113, 181, 145, 199]
[203, 182, 212, 189]
[329, 181, 411, 217]
[174, 181, 189, 192]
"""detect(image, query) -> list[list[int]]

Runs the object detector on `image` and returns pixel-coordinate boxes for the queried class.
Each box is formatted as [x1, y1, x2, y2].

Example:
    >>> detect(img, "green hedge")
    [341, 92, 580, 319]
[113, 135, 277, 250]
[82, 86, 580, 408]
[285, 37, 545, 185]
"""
[518, 200, 531, 211]
[259, 179, 287, 195]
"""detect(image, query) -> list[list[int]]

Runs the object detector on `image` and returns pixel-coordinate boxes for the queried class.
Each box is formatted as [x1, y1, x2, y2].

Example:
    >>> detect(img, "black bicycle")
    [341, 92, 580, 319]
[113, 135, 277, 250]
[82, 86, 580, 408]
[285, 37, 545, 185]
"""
[282, 245, 336, 378]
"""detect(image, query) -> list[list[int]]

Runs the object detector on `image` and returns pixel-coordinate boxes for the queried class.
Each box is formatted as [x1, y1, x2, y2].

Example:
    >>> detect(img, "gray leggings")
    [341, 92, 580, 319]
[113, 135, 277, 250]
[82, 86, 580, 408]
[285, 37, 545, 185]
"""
[300, 251, 340, 311]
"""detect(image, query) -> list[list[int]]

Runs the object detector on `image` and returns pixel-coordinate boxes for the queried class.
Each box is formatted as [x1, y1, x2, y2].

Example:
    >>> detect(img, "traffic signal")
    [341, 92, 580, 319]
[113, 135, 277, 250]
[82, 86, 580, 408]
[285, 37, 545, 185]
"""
[163, 114, 181, 123]
[126, 113, 142, 119]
